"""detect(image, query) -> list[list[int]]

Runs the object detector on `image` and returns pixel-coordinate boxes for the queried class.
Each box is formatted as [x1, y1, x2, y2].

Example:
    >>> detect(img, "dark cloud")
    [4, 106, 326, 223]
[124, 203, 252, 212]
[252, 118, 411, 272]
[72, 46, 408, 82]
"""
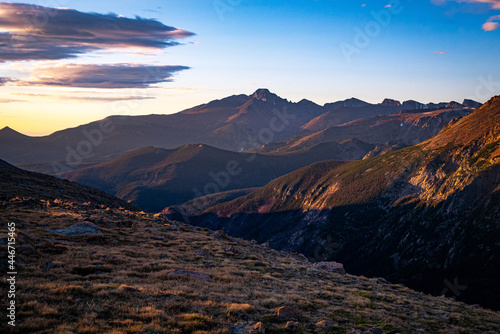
[0, 3, 194, 62]
[0, 77, 15, 85]
[20, 64, 190, 89]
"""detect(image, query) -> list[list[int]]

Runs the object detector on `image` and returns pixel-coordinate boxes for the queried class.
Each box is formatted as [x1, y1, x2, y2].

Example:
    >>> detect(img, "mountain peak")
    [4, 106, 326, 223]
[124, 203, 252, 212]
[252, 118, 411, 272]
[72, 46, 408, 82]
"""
[381, 98, 401, 107]
[0, 126, 28, 139]
[252, 88, 277, 101]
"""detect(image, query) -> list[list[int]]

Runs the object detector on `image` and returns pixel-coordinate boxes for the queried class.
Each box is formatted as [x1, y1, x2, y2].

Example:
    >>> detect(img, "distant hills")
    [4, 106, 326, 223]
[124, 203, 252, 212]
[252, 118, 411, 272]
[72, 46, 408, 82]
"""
[0, 89, 479, 175]
[60, 105, 473, 212]
[190, 95, 500, 309]
[63, 144, 355, 212]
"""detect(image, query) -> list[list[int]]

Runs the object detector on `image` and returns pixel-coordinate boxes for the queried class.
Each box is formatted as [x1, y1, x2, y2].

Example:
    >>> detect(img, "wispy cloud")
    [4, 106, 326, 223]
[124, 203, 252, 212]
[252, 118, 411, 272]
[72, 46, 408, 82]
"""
[435, 50, 449, 54]
[15, 64, 190, 89]
[11, 92, 156, 102]
[432, 0, 500, 30]
[0, 98, 22, 103]
[432, 0, 500, 10]
[0, 3, 194, 62]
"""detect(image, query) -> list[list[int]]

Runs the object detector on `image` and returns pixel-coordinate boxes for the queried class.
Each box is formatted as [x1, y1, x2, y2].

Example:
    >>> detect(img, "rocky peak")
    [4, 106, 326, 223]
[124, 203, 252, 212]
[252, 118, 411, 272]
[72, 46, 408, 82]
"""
[252, 88, 279, 102]
[380, 98, 401, 107]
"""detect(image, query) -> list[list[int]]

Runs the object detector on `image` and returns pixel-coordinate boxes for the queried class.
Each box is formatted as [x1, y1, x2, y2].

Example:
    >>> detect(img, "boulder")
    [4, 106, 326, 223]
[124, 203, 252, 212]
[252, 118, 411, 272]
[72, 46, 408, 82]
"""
[47, 222, 101, 237]
[167, 270, 211, 282]
[314, 261, 345, 274]
[230, 322, 265, 334]
[285, 321, 300, 330]
[274, 305, 301, 320]
[315, 320, 334, 330]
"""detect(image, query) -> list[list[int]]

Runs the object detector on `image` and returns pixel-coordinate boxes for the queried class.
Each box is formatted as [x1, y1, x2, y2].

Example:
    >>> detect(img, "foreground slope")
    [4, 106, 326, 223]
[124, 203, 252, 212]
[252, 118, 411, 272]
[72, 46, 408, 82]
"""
[1, 161, 500, 333]
[0, 159, 135, 210]
[192, 96, 500, 309]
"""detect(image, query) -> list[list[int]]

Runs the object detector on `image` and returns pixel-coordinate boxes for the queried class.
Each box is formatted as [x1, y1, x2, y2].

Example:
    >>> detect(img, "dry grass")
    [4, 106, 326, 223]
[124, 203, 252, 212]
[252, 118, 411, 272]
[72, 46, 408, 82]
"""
[1, 197, 500, 333]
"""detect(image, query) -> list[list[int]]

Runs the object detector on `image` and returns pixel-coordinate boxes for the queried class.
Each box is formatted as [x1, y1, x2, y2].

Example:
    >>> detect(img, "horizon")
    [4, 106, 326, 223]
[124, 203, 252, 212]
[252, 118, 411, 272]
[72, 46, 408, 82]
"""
[1, 0, 500, 135]
[1, 87, 495, 137]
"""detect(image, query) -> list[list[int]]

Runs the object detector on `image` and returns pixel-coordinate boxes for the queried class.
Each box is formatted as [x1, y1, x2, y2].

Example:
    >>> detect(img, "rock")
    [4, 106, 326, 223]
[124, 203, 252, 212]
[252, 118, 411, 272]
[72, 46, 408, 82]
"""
[47, 222, 101, 236]
[225, 246, 235, 254]
[274, 305, 301, 320]
[315, 320, 334, 330]
[43, 261, 55, 269]
[252, 322, 265, 333]
[230, 322, 265, 334]
[314, 261, 346, 274]
[368, 329, 384, 334]
[197, 250, 211, 258]
[260, 242, 269, 248]
[167, 270, 211, 282]
[285, 321, 300, 330]
[210, 230, 225, 238]
[160, 254, 169, 259]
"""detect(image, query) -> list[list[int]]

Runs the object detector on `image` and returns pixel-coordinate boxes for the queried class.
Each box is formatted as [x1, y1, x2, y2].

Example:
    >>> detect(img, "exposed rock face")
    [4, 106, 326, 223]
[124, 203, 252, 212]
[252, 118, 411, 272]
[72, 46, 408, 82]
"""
[48, 222, 101, 236]
[381, 98, 401, 107]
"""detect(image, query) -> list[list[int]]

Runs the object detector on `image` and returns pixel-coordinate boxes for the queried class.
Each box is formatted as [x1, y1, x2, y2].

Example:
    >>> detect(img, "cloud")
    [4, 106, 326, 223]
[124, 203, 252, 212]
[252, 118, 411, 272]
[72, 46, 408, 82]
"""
[435, 50, 449, 54]
[0, 98, 22, 103]
[432, 0, 500, 30]
[0, 3, 194, 62]
[432, 0, 500, 9]
[17, 64, 190, 89]
[482, 20, 500, 29]
[11, 92, 156, 102]
[0, 77, 16, 85]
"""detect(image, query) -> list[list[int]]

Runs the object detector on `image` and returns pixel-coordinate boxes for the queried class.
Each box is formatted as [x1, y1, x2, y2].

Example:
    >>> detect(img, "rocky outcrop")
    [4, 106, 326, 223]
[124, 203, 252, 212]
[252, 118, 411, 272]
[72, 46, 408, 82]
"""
[48, 222, 101, 236]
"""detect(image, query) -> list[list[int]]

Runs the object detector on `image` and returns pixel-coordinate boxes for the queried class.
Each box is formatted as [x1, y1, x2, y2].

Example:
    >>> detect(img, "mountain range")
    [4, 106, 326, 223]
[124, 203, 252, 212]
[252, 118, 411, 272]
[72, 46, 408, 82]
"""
[189, 96, 500, 310]
[0, 89, 478, 175]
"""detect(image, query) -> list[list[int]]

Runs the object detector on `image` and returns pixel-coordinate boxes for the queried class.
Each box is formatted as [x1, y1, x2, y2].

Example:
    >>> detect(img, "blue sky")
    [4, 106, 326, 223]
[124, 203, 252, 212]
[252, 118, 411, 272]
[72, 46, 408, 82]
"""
[1, 0, 500, 135]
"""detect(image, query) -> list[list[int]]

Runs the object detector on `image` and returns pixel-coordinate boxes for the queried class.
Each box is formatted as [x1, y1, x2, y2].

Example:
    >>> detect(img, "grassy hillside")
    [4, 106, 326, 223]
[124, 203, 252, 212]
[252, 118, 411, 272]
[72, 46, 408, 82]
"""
[1, 176, 500, 333]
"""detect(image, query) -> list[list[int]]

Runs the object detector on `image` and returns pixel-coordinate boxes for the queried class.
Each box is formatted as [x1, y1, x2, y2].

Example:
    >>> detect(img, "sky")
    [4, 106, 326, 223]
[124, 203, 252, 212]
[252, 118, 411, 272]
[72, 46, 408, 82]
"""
[1, 0, 500, 136]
